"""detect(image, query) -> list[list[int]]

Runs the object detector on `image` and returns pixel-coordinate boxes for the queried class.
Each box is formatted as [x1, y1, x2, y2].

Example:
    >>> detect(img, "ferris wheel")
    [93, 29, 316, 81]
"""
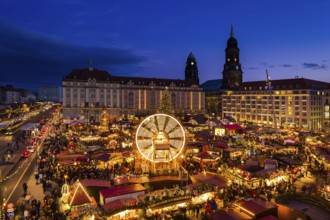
[135, 114, 186, 163]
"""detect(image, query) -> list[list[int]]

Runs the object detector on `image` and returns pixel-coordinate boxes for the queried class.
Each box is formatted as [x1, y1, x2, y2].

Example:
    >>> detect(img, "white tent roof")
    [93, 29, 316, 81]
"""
[20, 123, 39, 131]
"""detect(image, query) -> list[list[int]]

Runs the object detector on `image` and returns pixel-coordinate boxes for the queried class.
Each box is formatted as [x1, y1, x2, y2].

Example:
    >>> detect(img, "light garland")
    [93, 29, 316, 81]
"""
[0, 157, 29, 183]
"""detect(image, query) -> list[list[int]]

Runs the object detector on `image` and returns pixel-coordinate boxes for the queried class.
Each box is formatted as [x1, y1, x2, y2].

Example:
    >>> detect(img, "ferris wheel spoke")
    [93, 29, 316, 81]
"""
[166, 124, 181, 135]
[163, 116, 170, 131]
[168, 137, 184, 141]
[142, 125, 156, 135]
[169, 144, 178, 150]
[137, 136, 152, 140]
[142, 143, 152, 150]
[154, 115, 160, 132]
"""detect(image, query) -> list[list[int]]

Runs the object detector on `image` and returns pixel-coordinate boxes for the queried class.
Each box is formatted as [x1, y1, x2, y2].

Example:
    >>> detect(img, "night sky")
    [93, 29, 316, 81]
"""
[1, 0, 329, 92]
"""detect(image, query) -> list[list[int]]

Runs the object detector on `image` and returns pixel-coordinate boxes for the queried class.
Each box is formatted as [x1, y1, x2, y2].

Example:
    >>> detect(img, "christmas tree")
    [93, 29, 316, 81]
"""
[100, 109, 109, 132]
[157, 89, 174, 116]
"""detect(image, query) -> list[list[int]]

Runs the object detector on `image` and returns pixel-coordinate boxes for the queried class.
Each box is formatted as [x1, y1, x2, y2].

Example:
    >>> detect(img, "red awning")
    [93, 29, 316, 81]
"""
[221, 124, 243, 130]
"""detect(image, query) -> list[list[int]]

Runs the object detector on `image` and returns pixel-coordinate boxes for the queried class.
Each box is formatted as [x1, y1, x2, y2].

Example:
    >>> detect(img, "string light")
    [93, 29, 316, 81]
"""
[0, 159, 29, 183]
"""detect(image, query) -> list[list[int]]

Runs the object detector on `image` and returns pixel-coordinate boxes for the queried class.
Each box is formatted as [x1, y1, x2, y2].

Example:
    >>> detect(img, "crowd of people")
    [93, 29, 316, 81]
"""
[4, 113, 330, 220]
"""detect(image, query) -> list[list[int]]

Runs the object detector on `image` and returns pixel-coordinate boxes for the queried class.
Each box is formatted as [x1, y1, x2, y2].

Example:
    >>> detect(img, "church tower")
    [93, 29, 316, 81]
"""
[185, 51, 199, 85]
[222, 25, 243, 89]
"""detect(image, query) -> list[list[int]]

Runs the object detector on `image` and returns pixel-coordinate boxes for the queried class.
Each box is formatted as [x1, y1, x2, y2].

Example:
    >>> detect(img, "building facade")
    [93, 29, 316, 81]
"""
[200, 79, 223, 117]
[0, 85, 20, 104]
[62, 54, 205, 121]
[222, 78, 329, 131]
[323, 86, 330, 132]
[38, 85, 62, 102]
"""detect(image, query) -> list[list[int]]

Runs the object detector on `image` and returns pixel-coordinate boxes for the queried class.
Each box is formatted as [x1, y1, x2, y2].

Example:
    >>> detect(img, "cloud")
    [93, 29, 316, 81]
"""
[259, 62, 274, 68]
[282, 64, 293, 68]
[302, 62, 327, 70]
[0, 20, 147, 91]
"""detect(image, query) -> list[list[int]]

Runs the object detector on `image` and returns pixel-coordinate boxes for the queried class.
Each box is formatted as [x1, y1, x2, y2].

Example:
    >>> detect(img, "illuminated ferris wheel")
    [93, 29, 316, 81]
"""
[135, 114, 186, 163]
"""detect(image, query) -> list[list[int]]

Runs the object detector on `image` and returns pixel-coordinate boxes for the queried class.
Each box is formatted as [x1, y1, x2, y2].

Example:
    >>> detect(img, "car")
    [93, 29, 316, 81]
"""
[21, 150, 31, 158]
[26, 146, 35, 153]
[5, 131, 13, 136]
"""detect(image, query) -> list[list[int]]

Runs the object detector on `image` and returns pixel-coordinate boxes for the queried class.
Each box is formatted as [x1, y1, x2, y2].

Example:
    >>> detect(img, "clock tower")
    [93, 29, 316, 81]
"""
[185, 51, 199, 85]
[222, 25, 243, 89]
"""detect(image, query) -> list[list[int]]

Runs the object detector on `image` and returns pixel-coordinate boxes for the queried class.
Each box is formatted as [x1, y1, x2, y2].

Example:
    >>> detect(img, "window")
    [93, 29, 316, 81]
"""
[128, 92, 134, 109]
[171, 93, 176, 108]
[151, 91, 156, 109]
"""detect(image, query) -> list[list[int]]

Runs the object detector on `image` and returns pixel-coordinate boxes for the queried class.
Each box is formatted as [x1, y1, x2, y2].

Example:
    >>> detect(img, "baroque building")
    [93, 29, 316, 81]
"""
[62, 54, 205, 122]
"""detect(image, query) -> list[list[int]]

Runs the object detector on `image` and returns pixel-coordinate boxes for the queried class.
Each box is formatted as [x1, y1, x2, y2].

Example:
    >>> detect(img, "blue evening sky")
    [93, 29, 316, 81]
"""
[0, 0, 329, 91]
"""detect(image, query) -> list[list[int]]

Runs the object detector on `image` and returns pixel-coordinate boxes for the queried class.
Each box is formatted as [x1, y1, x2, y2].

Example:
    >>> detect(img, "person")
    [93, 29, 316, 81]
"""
[35, 173, 39, 184]
[196, 205, 200, 218]
[24, 209, 29, 219]
[201, 212, 208, 220]
[39, 172, 43, 183]
[7, 152, 11, 161]
[23, 182, 28, 195]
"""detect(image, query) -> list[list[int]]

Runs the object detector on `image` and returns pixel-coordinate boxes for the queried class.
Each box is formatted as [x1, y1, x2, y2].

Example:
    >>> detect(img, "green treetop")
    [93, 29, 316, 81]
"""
[157, 89, 174, 116]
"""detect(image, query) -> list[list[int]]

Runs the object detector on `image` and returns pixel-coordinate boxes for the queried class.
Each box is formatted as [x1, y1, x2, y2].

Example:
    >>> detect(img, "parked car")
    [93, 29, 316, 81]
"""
[21, 150, 31, 158]
[26, 146, 35, 153]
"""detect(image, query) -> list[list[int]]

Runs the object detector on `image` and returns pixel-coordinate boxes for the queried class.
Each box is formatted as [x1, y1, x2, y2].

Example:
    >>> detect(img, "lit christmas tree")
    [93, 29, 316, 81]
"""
[100, 109, 109, 132]
[157, 88, 174, 116]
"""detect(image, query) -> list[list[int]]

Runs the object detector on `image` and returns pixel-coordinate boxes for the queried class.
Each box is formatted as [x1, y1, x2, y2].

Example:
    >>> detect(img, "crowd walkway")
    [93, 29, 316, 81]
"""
[25, 171, 45, 201]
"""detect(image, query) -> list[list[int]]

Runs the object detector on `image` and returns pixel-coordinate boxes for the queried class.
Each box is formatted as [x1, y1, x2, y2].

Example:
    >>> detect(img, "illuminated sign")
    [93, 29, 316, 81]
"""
[214, 128, 225, 136]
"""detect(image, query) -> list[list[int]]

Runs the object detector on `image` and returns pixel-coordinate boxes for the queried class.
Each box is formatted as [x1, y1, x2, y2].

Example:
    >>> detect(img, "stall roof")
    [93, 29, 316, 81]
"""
[69, 182, 92, 206]
[81, 179, 111, 188]
[102, 198, 137, 212]
[192, 172, 227, 188]
[209, 209, 252, 220]
[114, 176, 149, 185]
[194, 151, 218, 160]
[20, 123, 39, 131]
[236, 198, 277, 216]
[258, 215, 278, 220]
[221, 123, 243, 130]
[100, 184, 145, 198]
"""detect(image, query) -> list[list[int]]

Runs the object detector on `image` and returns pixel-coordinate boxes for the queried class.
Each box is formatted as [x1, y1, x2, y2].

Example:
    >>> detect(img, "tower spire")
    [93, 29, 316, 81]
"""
[185, 51, 199, 85]
[222, 24, 242, 89]
[230, 24, 234, 38]
[89, 58, 93, 71]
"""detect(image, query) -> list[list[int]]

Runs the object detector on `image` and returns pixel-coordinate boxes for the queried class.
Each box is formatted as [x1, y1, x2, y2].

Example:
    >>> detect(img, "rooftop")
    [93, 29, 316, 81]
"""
[100, 184, 146, 198]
